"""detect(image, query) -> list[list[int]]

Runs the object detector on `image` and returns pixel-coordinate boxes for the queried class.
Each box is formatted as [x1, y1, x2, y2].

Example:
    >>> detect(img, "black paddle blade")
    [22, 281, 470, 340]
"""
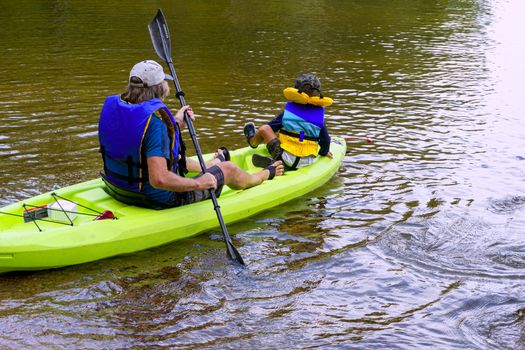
[227, 243, 245, 266]
[148, 9, 172, 63]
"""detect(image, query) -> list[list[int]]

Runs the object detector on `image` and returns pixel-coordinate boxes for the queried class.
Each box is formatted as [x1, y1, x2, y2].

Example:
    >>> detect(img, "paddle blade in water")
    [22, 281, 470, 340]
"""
[228, 243, 245, 266]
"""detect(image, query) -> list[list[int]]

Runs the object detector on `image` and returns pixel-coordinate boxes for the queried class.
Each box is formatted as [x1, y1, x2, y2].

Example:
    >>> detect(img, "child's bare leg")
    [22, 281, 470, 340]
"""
[252, 124, 277, 145]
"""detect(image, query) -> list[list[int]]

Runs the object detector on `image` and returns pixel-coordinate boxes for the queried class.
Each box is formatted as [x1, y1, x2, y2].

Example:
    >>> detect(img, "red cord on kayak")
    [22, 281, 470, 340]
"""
[344, 136, 373, 143]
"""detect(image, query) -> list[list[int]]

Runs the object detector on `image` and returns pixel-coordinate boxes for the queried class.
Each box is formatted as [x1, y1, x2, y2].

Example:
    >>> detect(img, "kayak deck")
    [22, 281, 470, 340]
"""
[0, 137, 346, 273]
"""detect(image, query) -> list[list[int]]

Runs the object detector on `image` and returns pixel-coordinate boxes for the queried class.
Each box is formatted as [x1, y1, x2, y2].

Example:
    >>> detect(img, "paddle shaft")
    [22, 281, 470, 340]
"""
[169, 63, 242, 264]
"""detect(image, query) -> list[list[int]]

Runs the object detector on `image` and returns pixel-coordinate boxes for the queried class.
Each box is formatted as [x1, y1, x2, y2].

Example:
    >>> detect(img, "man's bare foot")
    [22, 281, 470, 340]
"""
[263, 160, 284, 180]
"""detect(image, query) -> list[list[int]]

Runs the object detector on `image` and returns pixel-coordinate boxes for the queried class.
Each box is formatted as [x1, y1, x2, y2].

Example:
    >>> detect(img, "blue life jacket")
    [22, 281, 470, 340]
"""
[279, 102, 325, 157]
[98, 95, 181, 192]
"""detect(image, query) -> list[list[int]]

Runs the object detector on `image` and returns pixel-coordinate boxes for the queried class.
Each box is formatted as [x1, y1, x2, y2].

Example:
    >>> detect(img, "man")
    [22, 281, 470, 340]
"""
[99, 60, 283, 208]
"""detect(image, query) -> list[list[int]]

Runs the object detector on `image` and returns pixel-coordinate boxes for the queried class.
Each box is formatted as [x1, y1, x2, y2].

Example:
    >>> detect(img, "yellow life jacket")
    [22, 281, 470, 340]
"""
[279, 130, 320, 157]
[283, 87, 333, 107]
[277, 100, 326, 157]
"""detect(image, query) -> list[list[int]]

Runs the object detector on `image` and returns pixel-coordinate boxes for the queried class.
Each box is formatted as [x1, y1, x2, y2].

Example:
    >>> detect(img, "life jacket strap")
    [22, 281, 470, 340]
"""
[157, 109, 188, 177]
[103, 167, 149, 183]
[127, 156, 134, 185]
[280, 129, 319, 142]
[290, 156, 301, 170]
[99, 147, 148, 183]
[177, 124, 188, 177]
[100, 172, 169, 210]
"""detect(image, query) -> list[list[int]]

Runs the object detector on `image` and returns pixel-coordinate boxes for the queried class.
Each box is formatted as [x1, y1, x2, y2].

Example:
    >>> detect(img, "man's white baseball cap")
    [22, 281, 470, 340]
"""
[129, 60, 173, 87]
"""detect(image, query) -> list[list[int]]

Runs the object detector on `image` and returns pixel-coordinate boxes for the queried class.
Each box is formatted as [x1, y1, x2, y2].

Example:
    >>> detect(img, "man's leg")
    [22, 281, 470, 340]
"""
[169, 166, 225, 206]
[217, 160, 284, 190]
[170, 161, 284, 207]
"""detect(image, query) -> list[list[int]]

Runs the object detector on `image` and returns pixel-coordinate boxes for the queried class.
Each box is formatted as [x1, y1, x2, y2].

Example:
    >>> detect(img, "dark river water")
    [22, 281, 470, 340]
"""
[1, 0, 525, 349]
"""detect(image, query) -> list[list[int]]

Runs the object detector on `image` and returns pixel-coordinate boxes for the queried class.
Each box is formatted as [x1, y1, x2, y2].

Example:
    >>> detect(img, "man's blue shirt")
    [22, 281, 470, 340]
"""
[140, 115, 174, 204]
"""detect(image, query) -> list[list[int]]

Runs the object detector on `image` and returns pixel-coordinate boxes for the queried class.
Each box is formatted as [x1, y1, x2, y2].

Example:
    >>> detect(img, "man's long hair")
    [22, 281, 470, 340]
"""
[121, 77, 170, 104]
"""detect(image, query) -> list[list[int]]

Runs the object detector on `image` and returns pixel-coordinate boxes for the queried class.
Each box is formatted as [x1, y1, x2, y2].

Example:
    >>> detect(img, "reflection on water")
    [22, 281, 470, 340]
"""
[1, 0, 525, 348]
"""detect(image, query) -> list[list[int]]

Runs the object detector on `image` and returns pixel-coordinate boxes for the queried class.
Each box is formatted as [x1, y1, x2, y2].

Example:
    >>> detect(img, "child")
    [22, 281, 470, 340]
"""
[243, 73, 333, 170]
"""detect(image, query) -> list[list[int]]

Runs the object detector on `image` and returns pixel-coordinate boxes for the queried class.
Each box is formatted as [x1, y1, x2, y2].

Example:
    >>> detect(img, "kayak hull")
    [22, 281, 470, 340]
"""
[0, 137, 346, 273]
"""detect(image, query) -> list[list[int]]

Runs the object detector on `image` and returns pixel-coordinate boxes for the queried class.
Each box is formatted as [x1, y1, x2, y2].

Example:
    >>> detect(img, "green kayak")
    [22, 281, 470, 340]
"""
[0, 137, 346, 273]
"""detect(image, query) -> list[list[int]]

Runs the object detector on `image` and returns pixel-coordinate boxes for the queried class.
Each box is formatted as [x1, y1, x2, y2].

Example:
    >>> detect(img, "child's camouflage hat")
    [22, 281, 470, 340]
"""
[294, 73, 322, 97]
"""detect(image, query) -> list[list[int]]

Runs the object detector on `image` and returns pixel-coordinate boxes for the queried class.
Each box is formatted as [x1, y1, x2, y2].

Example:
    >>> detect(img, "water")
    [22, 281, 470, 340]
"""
[1, 0, 525, 348]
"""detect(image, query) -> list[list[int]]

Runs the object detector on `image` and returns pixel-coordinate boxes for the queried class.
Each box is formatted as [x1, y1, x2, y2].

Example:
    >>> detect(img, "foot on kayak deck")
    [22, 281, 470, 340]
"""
[252, 154, 275, 168]
[244, 122, 257, 148]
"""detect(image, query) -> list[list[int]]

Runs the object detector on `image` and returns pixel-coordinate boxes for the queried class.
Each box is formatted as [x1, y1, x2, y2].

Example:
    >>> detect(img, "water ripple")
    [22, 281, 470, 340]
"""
[1, 0, 524, 349]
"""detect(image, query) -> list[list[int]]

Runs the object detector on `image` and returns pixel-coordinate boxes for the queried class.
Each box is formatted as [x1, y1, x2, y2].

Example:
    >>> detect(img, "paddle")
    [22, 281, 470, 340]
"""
[148, 9, 245, 266]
